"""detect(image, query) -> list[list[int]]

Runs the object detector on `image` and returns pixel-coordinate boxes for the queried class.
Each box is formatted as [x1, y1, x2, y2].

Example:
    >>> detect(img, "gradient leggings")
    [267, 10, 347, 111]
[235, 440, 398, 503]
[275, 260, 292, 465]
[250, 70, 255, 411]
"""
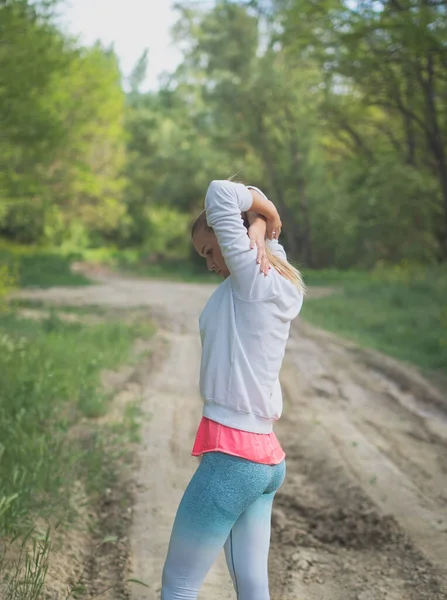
[161, 452, 286, 600]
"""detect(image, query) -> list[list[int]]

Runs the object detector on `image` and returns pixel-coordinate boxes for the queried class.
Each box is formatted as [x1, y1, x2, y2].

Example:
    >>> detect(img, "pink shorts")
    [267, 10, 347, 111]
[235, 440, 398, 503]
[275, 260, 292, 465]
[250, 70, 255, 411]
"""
[192, 416, 285, 465]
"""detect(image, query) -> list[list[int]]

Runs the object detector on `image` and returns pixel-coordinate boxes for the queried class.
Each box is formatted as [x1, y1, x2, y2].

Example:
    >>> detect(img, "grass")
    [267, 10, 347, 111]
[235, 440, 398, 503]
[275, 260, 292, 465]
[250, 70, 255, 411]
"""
[0, 307, 155, 538]
[1, 238, 220, 285]
[117, 258, 221, 284]
[73, 245, 220, 283]
[0, 529, 51, 600]
[302, 268, 371, 287]
[0, 245, 90, 288]
[10, 298, 108, 315]
[301, 264, 447, 374]
[0, 242, 156, 597]
[84, 247, 221, 284]
[0, 300, 155, 597]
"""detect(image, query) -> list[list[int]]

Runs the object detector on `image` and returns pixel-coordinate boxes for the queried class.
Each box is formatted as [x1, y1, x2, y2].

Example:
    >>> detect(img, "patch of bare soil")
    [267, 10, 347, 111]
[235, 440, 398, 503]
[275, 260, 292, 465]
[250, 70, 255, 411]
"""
[270, 321, 447, 600]
[82, 478, 134, 600]
[270, 428, 445, 600]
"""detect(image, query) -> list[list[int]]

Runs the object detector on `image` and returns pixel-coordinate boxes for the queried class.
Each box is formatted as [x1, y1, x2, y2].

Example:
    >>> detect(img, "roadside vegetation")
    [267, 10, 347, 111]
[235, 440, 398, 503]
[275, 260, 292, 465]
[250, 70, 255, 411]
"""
[0, 259, 154, 598]
[303, 264, 447, 374]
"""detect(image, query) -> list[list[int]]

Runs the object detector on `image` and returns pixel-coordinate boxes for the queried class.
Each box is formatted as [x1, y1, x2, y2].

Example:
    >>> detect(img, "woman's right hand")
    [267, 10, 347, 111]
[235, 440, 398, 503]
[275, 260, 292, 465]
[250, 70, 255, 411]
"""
[248, 218, 270, 276]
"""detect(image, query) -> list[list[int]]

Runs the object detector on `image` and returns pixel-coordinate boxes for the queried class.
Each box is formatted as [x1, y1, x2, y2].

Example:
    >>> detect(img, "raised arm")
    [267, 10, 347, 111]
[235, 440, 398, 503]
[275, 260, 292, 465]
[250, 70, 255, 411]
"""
[246, 186, 288, 260]
[205, 180, 280, 297]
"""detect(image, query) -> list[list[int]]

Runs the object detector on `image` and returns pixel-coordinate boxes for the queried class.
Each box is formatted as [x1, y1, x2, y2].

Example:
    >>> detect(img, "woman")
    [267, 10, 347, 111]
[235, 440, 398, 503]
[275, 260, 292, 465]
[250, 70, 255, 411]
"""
[161, 180, 304, 600]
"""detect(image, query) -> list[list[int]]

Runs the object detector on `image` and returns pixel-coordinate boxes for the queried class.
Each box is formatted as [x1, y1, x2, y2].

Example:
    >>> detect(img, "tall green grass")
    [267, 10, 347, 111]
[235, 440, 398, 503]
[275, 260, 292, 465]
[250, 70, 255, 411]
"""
[302, 264, 447, 373]
[0, 310, 154, 537]
[0, 529, 51, 600]
[0, 243, 154, 596]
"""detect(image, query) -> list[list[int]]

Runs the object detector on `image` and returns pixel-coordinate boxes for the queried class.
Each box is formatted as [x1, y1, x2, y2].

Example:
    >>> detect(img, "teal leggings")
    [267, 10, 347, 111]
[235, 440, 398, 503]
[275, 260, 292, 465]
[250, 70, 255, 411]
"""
[161, 452, 286, 600]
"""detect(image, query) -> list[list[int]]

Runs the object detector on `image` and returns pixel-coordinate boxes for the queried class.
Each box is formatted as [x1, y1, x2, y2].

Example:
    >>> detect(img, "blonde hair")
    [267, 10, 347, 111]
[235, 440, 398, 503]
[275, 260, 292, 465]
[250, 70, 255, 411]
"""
[191, 210, 306, 295]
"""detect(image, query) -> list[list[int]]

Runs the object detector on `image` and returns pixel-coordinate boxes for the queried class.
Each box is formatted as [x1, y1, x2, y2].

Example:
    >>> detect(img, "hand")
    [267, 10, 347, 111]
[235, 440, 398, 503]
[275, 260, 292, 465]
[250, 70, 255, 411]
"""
[248, 219, 270, 276]
[266, 206, 282, 240]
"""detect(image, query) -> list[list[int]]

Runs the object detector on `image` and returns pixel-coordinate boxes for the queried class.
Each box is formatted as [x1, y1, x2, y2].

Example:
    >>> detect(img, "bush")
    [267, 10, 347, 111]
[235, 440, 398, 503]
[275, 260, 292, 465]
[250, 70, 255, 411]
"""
[0, 240, 89, 288]
[0, 262, 18, 310]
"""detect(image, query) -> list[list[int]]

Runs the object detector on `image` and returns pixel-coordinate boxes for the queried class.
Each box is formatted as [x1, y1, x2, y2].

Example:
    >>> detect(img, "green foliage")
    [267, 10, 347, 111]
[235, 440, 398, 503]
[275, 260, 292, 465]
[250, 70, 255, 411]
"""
[120, 0, 444, 267]
[16, 254, 89, 288]
[75, 245, 220, 283]
[276, 0, 447, 260]
[311, 156, 441, 267]
[1, 528, 51, 600]
[117, 257, 221, 284]
[0, 309, 154, 536]
[0, 263, 18, 310]
[0, 243, 90, 287]
[0, 1, 127, 247]
[303, 265, 447, 373]
[45, 44, 127, 242]
[3, 0, 447, 269]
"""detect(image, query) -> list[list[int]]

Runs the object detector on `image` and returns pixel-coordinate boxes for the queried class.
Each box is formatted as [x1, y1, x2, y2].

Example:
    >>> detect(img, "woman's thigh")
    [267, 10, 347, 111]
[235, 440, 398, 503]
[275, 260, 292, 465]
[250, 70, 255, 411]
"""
[224, 492, 275, 600]
[223, 461, 286, 600]
[161, 453, 273, 600]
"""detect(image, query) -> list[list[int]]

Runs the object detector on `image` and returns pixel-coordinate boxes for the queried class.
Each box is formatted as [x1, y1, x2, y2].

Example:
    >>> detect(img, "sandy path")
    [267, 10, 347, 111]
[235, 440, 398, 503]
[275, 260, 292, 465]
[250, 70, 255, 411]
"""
[16, 272, 447, 600]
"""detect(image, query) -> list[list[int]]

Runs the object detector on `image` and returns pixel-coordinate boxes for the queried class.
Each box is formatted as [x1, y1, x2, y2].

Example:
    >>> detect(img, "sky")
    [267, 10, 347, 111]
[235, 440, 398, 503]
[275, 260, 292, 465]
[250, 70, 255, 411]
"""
[58, 0, 183, 91]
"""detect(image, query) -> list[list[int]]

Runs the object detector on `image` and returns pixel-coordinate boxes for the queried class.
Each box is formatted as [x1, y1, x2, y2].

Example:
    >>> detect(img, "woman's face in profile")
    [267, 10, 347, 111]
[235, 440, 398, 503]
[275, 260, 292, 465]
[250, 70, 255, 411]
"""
[193, 228, 229, 278]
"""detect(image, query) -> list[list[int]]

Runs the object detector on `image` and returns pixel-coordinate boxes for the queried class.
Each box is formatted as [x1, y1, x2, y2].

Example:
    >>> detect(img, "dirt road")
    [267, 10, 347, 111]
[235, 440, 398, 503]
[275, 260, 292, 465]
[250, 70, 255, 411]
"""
[17, 272, 447, 600]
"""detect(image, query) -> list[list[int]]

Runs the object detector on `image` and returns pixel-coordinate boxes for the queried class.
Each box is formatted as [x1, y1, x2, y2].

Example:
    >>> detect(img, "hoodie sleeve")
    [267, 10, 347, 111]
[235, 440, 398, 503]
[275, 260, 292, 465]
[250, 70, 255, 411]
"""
[205, 180, 259, 297]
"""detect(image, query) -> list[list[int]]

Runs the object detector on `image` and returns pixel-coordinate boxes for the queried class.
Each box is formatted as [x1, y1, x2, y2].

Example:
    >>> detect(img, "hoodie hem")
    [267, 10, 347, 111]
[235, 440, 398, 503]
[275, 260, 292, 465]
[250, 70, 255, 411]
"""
[203, 403, 275, 434]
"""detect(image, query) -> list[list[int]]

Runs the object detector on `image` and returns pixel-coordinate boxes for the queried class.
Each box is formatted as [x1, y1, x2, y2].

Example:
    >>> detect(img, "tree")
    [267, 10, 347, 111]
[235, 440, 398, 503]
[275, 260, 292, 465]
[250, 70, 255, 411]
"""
[0, 1, 127, 245]
[171, 1, 325, 263]
[0, 0, 69, 241]
[276, 0, 447, 256]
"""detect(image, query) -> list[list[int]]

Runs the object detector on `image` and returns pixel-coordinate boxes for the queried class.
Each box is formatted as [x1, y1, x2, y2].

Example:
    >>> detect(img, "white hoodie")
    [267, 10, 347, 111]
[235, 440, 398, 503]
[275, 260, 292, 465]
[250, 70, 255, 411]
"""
[199, 180, 303, 434]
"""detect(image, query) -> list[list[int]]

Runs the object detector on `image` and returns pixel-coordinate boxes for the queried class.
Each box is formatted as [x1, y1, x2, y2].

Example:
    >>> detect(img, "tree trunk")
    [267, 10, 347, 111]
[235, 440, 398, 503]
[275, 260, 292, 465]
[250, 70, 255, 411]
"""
[435, 150, 447, 254]
[289, 135, 314, 267]
[265, 160, 300, 258]
[404, 76, 416, 165]
[418, 52, 447, 253]
[251, 110, 301, 258]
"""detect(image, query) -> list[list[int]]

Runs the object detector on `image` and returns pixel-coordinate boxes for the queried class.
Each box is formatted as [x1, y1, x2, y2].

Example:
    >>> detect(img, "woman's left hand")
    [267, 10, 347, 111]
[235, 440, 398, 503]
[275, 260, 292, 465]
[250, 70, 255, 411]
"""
[248, 219, 270, 276]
